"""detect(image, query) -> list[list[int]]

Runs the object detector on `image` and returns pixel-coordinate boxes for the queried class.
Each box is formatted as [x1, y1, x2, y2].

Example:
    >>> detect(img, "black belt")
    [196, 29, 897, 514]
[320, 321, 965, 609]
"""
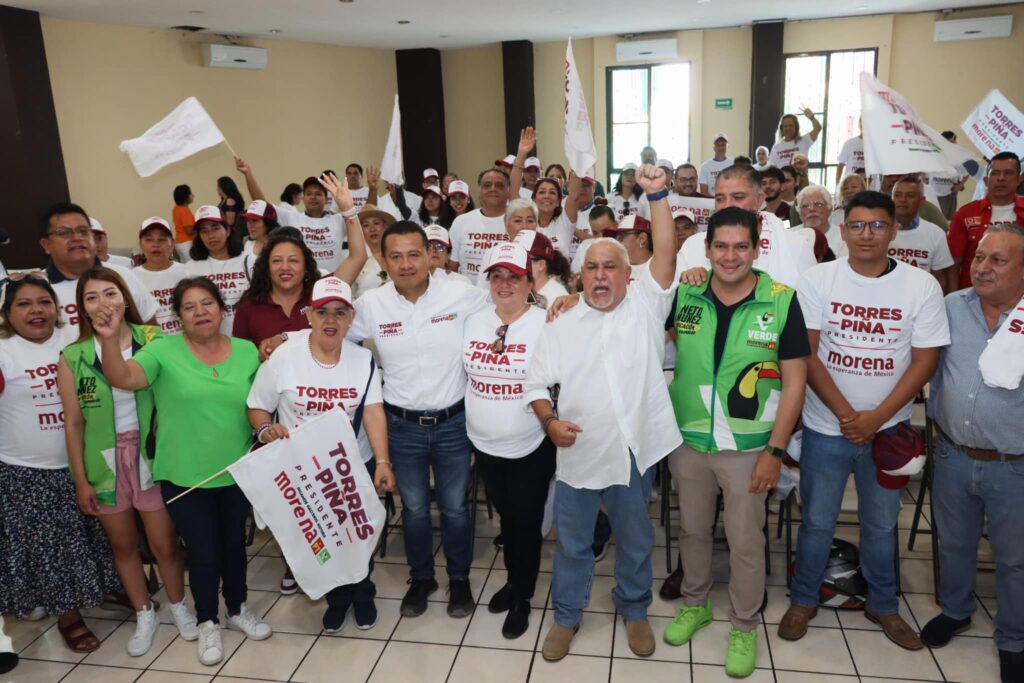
[384, 400, 465, 427]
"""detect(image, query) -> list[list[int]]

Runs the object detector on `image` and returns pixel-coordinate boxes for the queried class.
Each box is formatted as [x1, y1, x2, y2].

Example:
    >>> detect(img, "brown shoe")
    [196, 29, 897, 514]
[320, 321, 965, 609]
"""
[777, 604, 818, 641]
[659, 566, 683, 601]
[624, 619, 656, 657]
[865, 609, 923, 650]
[542, 622, 579, 662]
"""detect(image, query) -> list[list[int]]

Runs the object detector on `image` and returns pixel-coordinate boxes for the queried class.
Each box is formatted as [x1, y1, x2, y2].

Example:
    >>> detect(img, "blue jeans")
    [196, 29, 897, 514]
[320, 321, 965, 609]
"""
[386, 410, 472, 581]
[790, 426, 902, 615]
[933, 435, 1024, 653]
[552, 455, 655, 626]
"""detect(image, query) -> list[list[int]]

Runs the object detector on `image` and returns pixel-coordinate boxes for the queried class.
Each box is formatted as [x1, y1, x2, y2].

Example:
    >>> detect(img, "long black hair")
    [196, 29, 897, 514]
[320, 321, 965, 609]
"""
[613, 172, 643, 199]
[238, 232, 320, 305]
[0, 274, 62, 339]
[189, 219, 244, 260]
[440, 193, 476, 229]
[539, 251, 572, 287]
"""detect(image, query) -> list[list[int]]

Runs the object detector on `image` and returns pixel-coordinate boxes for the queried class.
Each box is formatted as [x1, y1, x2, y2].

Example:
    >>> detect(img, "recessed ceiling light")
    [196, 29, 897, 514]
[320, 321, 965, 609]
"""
[397, 19, 410, 24]
[187, 10, 204, 14]
[268, 29, 281, 34]
[338, 0, 354, 3]
[696, 0, 711, 4]
[439, 34, 449, 38]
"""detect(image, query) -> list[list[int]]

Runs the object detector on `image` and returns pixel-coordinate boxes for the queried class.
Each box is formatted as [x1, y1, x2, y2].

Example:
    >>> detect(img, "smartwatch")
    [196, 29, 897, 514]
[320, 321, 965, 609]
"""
[764, 445, 787, 459]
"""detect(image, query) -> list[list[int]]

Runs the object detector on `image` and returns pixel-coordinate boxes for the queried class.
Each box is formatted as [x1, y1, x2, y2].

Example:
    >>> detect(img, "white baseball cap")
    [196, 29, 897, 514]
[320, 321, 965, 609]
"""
[672, 207, 698, 223]
[139, 216, 173, 237]
[525, 157, 542, 170]
[447, 180, 470, 197]
[495, 154, 516, 168]
[423, 185, 444, 198]
[656, 158, 674, 169]
[242, 199, 277, 221]
[310, 276, 354, 309]
[423, 168, 439, 180]
[424, 225, 451, 248]
[713, 132, 729, 143]
[483, 242, 529, 276]
[194, 205, 224, 225]
[621, 162, 639, 172]
[89, 217, 105, 234]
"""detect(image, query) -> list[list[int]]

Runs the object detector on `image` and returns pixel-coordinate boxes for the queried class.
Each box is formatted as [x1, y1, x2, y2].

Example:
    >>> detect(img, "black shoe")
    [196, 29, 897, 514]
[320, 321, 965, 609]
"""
[322, 604, 349, 634]
[488, 583, 513, 614]
[353, 600, 378, 630]
[920, 614, 971, 648]
[502, 600, 531, 639]
[0, 652, 18, 676]
[493, 534, 504, 550]
[592, 540, 608, 562]
[447, 579, 475, 618]
[400, 578, 438, 617]
[1000, 648, 1024, 683]
[659, 566, 683, 601]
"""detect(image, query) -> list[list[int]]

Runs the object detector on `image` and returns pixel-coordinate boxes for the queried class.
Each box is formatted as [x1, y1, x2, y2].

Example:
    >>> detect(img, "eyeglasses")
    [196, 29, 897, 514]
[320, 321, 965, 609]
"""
[48, 226, 92, 240]
[427, 243, 449, 252]
[845, 220, 892, 234]
[491, 324, 508, 354]
[798, 201, 829, 210]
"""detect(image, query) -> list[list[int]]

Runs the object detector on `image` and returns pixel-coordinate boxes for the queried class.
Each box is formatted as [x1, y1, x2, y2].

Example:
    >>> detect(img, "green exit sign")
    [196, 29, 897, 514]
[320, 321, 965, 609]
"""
[714, 98, 733, 110]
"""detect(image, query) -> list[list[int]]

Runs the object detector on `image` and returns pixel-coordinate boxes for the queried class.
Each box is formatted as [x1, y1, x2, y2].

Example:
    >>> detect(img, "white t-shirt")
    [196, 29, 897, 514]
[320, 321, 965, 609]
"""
[0, 331, 71, 468]
[347, 276, 490, 409]
[798, 259, 950, 436]
[93, 339, 139, 433]
[607, 192, 650, 223]
[539, 213, 575, 258]
[536, 278, 569, 309]
[889, 219, 954, 273]
[353, 253, 386, 300]
[837, 136, 865, 174]
[247, 337, 382, 462]
[104, 254, 134, 269]
[275, 204, 347, 272]
[48, 263, 159, 335]
[768, 136, 813, 169]
[185, 255, 252, 335]
[449, 209, 509, 285]
[350, 186, 370, 210]
[991, 203, 1017, 224]
[928, 166, 966, 198]
[519, 187, 534, 200]
[132, 263, 186, 335]
[699, 157, 732, 193]
[463, 307, 547, 459]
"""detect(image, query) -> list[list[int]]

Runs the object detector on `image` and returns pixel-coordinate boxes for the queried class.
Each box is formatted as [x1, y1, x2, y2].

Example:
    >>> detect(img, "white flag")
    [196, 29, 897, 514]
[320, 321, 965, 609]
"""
[227, 409, 385, 600]
[119, 97, 225, 178]
[380, 95, 405, 186]
[961, 89, 1024, 159]
[564, 39, 598, 178]
[860, 74, 973, 177]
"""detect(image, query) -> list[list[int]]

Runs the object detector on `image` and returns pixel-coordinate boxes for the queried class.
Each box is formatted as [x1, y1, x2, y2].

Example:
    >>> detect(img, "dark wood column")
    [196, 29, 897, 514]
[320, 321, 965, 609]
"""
[749, 21, 785, 157]
[501, 40, 535, 156]
[395, 48, 448, 187]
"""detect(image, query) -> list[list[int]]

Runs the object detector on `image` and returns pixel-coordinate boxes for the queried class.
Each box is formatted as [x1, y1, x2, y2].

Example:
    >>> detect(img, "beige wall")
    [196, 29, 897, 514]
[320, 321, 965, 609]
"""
[441, 45, 505, 187]
[533, 38, 595, 177]
[42, 17, 396, 249]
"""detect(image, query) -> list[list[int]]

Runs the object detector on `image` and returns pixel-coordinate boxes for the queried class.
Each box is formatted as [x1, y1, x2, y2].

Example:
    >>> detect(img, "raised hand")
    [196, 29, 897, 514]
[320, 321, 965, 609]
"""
[319, 172, 354, 213]
[234, 156, 251, 174]
[635, 164, 668, 193]
[517, 127, 537, 157]
[802, 107, 816, 119]
[366, 165, 381, 191]
[91, 301, 123, 339]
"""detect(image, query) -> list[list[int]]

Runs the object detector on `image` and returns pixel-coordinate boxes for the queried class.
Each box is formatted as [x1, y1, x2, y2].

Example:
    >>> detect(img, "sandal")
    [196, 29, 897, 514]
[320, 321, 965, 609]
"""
[57, 618, 100, 653]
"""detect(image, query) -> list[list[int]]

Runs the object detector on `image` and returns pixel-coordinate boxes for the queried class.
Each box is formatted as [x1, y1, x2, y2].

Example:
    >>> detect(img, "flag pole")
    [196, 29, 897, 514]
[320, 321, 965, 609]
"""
[222, 138, 239, 159]
[165, 466, 233, 504]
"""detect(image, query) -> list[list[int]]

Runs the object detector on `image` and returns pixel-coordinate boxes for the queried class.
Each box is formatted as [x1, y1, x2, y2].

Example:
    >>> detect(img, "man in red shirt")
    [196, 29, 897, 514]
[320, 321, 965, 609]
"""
[948, 151, 1024, 290]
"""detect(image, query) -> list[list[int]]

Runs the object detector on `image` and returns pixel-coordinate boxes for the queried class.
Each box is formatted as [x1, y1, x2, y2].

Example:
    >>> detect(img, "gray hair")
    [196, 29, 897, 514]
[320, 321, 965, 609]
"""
[980, 222, 1024, 263]
[891, 174, 924, 195]
[505, 198, 538, 224]
[583, 237, 630, 267]
[796, 184, 833, 214]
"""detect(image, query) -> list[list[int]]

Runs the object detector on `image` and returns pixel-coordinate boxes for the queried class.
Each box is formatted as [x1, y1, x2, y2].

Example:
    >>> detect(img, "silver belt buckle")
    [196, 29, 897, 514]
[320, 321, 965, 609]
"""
[418, 414, 439, 427]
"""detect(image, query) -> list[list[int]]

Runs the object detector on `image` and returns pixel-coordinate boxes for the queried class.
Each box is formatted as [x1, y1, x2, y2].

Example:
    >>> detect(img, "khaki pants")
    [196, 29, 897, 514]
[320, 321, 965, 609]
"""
[668, 444, 766, 631]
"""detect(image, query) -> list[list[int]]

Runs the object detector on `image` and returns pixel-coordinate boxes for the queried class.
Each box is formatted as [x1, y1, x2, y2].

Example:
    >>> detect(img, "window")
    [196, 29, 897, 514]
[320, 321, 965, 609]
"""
[782, 49, 877, 190]
[606, 62, 691, 189]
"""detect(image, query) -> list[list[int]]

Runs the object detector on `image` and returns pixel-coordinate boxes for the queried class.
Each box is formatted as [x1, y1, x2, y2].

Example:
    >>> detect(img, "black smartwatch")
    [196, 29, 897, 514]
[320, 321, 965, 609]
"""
[764, 445, 787, 459]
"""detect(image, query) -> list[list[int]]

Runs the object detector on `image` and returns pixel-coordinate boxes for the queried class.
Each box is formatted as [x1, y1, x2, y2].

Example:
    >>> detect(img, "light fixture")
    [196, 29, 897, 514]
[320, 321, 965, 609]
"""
[439, 34, 449, 38]
[397, 19, 410, 24]
[187, 9, 204, 14]
[268, 29, 282, 34]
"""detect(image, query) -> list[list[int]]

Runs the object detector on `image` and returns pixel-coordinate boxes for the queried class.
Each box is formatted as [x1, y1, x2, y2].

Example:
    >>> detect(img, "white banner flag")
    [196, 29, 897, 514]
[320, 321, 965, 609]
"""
[118, 97, 226, 178]
[227, 410, 385, 600]
[380, 95, 405, 186]
[960, 89, 1024, 159]
[860, 74, 973, 177]
[564, 39, 598, 178]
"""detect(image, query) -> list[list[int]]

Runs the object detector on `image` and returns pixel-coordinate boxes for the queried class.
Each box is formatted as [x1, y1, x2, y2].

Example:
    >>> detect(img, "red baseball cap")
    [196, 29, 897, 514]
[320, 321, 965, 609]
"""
[604, 214, 652, 235]
[513, 229, 555, 261]
[242, 200, 278, 222]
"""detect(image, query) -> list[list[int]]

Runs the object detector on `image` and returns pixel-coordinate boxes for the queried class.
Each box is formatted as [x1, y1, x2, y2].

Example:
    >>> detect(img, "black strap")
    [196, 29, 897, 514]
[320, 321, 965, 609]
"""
[351, 356, 376, 437]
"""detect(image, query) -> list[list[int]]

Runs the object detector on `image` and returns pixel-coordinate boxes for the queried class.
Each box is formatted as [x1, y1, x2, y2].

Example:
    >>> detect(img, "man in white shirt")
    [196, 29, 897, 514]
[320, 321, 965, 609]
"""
[344, 163, 371, 210]
[526, 165, 682, 662]
[521, 157, 542, 199]
[835, 127, 865, 184]
[890, 175, 955, 293]
[448, 168, 510, 284]
[347, 221, 489, 621]
[699, 133, 732, 196]
[39, 202, 158, 334]
[89, 218, 133, 268]
[780, 191, 949, 651]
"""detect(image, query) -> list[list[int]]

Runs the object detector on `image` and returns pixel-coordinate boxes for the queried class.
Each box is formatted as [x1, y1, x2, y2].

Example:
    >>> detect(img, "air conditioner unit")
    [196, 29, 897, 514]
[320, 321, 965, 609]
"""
[934, 15, 1012, 42]
[200, 43, 268, 70]
[616, 38, 678, 63]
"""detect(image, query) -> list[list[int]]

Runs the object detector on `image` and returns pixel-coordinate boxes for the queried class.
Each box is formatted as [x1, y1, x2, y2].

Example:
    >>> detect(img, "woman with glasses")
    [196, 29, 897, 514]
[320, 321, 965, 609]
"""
[0, 274, 120, 654]
[246, 276, 393, 633]
[462, 243, 553, 639]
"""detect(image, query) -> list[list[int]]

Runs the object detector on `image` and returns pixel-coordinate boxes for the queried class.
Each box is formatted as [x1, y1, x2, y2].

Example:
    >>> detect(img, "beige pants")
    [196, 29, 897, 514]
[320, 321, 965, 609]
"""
[668, 444, 766, 631]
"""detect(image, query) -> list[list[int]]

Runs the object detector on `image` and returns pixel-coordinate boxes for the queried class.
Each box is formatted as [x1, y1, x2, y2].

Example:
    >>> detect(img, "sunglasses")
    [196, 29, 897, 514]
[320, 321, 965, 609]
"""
[492, 324, 508, 354]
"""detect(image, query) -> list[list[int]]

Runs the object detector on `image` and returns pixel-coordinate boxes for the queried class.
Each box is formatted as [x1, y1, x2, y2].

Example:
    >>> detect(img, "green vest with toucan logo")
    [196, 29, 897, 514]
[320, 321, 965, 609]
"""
[669, 270, 794, 453]
[61, 324, 161, 506]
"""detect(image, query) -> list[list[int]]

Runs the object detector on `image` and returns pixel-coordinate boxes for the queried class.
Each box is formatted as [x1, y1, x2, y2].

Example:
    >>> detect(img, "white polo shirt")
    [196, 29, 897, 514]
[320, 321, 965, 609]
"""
[448, 209, 509, 285]
[348, 276, 490, 410]
[524, 265, 682, 489]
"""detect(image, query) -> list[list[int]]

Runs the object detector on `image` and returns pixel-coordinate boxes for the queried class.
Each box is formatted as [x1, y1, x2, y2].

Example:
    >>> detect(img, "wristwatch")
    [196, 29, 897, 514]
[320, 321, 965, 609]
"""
[278, 332, 289, 342]
[764, 445, 787, 459]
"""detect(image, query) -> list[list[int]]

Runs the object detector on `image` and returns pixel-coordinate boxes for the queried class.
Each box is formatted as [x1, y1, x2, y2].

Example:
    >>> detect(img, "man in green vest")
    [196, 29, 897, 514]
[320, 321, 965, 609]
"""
[662, 206, 809, 678]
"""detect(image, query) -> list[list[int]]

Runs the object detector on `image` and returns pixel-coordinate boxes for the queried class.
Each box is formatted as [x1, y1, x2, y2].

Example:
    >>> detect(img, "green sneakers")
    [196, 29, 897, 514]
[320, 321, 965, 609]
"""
[663, 601, 713, 646]
[725, 628, 757, 678]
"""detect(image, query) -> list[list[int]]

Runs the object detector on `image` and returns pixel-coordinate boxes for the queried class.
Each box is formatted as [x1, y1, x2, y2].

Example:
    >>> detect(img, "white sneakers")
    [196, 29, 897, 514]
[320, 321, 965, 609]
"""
[197, 620, 224, 666]
[225, 603, 273, 641]
[127, 604, 159, 657]
[169, 600, 199, 641]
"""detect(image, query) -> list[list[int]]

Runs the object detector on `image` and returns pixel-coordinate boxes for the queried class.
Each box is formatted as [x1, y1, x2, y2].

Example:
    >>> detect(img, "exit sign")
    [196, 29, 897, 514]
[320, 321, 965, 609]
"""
[714, 98, 733, 110]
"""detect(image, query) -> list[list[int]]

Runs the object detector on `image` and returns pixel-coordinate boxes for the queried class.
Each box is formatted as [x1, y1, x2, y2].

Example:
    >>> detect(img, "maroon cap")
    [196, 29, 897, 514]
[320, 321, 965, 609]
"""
[604, 214, 652, 235]
[871, 423, 925, 489]
[302, 176, 324, 192]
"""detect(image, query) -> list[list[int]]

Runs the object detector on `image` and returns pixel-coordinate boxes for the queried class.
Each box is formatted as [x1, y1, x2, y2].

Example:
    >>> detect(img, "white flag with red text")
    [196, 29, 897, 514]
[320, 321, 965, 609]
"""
[564, 39, 598, 178]
[119, 97, 225, 177]
[960, 89, 1024, 159]
[380, 95, 405, 186]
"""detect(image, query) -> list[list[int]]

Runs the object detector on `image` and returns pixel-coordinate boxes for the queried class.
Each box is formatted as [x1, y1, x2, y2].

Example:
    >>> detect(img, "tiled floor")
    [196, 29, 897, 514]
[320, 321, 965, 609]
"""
[4, 481, 1004, 683]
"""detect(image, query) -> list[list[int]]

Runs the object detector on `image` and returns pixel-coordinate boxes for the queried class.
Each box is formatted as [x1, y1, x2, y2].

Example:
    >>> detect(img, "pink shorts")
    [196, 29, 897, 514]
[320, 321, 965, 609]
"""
[98, 431, 165, 515]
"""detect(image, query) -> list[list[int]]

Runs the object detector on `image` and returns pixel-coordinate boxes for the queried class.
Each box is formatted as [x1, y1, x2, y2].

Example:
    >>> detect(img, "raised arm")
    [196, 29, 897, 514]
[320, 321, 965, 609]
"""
[365, 165, 383, 204]
[803, 108, 822, 143]
[510, 127, 536, 200]
[564, 171, 581, 225]
[92, 306, 150, 391]
[319, 172, 368, 284]
[235, 156, 266, 203]
[635, 164, 676, 289]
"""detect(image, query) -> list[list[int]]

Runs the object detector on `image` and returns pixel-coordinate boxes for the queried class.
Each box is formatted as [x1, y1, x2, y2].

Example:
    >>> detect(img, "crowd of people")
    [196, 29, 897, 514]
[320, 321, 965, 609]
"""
[1, 115, 1023, 682]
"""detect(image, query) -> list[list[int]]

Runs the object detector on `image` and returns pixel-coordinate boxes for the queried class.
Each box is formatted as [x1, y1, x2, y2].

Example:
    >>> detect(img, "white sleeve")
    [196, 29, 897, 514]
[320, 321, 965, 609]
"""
[247, 357, 282, 411]
[365, 364, 383, 405]
[930, 231, 955, 270]
[523, 325, 559, 406]
[449, 217, 466, 264]
[698, 162, 711, 187]
[797, 268, 824, 331]
[794, 234, 817, 276]
[910, 277, 951, 348]
[636, 261, 678, 323]
[275, 204, 302, 228]
[348, 296, 372, 343]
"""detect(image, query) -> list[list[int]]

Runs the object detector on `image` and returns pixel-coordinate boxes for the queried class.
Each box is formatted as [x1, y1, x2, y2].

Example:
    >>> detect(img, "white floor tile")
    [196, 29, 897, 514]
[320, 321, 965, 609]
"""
[766, 625, 857, 675]
[291, 636, 384, 682]
[929, 632, 1001, 683]
[242, 556, 288, 593]
[610, 657, 691, 682]
[149, 627, 244, 676]
[60, 663, 140, 682]
[366, 641, 457, 683]
[447, 646, 533, 683]
[691, 662, 774, 682]
[262, 593, 325, 635]
[18, 617, 120, 664]
[462, 602, 542, 651]
[136, 671, 214, 683]
[528, 653, 609, 682]
[217, 632, 316, 680]
[843, 628, 943, 680]
[80, 621, 178, 669]
[391, 600, 469, 645]
[0, 658, 74, 682]
[773, 672, 858, 682]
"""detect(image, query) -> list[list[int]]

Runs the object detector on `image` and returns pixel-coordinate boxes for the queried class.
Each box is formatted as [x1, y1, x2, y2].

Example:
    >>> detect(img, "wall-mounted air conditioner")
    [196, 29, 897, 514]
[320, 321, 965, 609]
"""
[934, 15, 1013, 42]
[616, 38, 678, 63]
[200, 43, 268, 70]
